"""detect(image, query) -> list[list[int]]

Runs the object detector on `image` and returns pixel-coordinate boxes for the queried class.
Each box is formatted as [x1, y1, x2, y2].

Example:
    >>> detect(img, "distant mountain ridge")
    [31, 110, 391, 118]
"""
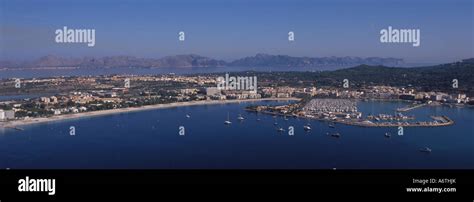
[0, 54, 404, 69]
[1, 54, 226, 69]
[229, 53, 404, 67]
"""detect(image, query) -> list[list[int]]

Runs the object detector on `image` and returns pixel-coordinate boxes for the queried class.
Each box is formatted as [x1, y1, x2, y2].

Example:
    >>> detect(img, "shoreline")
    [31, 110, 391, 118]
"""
[0, 98, 300, 128]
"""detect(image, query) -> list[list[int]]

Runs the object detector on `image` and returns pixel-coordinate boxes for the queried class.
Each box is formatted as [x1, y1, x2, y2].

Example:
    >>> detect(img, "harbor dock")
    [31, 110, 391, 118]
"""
[396, 103, 426, 112]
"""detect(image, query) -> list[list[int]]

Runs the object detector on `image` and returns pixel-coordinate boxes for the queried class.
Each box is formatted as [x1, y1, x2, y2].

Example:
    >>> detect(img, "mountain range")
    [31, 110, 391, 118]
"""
[0, 54, 404, 69]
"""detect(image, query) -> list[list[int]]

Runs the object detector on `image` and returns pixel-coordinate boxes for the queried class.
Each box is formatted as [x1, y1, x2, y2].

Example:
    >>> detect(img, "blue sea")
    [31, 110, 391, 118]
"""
[0, 100, 473, 169]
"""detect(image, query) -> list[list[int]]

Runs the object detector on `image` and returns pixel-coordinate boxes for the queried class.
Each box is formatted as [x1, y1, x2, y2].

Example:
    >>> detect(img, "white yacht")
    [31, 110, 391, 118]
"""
[224, 113, 232, 125]
[303, 125, 311, 131]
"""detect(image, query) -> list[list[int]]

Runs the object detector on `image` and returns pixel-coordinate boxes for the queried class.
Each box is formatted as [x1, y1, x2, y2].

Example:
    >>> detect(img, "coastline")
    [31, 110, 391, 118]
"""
[0, 98, 300, 128]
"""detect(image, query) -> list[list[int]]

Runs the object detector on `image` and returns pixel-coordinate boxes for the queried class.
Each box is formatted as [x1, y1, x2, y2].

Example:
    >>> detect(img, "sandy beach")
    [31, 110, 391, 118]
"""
[0, 98, 300, 128]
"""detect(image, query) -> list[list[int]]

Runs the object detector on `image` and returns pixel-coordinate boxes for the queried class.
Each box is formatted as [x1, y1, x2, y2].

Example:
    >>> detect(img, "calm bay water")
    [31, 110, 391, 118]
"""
[0, 100, 473, 169]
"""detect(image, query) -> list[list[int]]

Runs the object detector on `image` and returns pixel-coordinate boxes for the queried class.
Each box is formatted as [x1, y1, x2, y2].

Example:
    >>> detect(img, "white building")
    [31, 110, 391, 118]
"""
[0, 110, 4, 120]
[40, 97, 51, 103]
[53, 109, 61, 115]
[206, 87, 221, 96]
[0, 109, 15, 120]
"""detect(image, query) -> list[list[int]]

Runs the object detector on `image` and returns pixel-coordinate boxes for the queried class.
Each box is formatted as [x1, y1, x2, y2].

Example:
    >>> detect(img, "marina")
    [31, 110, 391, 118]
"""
[246, 99, 455, 128]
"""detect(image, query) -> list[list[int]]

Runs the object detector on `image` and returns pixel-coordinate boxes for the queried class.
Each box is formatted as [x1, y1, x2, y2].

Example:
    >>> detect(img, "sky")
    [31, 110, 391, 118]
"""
[0, 0, 473, 63]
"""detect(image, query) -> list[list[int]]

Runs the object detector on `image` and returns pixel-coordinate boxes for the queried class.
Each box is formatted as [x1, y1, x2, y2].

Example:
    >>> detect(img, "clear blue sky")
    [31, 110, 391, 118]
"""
[0, 0, 472, 63]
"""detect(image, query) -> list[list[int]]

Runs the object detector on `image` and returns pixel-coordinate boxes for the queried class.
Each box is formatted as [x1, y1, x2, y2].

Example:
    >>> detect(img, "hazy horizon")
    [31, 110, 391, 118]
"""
[1, 53, 466, 67]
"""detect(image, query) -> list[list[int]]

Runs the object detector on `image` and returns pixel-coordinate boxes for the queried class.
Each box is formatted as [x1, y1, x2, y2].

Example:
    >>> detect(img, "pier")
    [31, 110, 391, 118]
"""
[396, 103, 426, 112]
[336, 115, 454, 127]
[5, 126, 25, 131]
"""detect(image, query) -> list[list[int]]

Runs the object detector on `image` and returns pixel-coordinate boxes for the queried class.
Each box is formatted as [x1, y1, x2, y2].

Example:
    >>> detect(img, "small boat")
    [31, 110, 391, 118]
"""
[15, 127, 25, 131]
[331, 132, 341, 138]
[273, 122, 278, 125]
[256, 118, 261, 121]
[384, 132, 391, 138]
[328, 122, 335, 128]
[303, 125, 311, 131]
[284, 116, 289, 121]
[185, 114, 191, 118]
[419, 147, 432, 153]
[277, 127, 285, 132]
[224, 113, 232, 125]
[237, 114, 245, 121]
